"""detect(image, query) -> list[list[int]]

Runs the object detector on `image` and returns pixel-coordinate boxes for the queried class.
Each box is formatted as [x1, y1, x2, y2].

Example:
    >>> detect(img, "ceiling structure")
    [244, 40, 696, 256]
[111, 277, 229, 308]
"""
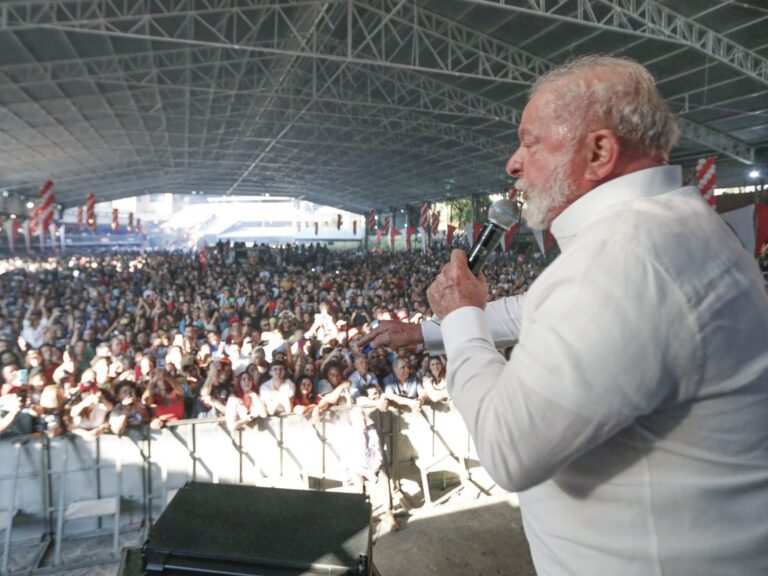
[0, 0, 767, 214]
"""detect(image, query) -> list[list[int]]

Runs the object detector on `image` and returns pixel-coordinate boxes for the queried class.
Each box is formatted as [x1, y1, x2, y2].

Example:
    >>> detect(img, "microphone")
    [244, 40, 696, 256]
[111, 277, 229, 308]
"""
[467, 199, 518, 275]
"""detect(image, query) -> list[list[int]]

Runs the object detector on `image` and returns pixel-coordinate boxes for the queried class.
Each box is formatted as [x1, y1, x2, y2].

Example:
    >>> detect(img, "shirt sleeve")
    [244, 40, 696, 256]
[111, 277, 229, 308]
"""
[442, 239, 699, 492]
[421, 294, 527, 355]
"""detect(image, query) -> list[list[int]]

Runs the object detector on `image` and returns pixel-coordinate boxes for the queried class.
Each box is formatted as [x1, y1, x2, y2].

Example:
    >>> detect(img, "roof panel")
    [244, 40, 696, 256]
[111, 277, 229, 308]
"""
[0, 0, 765, 210]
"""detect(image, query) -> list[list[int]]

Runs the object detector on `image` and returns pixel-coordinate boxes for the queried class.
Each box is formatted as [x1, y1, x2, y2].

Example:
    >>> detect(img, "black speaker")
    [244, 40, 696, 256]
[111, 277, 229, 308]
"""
[142, 483, 372, 575]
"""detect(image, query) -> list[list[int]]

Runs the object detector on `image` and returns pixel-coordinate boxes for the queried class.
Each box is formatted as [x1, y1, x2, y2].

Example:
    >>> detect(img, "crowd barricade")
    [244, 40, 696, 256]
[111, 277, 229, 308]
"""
[0, 402, 484, 574]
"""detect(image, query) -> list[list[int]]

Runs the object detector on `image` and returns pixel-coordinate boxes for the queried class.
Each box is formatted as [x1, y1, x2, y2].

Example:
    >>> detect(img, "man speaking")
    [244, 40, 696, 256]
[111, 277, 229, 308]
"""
[361, 56, 768, 575]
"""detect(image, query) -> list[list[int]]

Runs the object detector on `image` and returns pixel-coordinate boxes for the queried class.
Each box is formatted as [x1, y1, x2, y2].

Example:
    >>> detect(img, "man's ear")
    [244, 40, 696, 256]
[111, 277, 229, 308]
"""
[584, 129, 621, 183]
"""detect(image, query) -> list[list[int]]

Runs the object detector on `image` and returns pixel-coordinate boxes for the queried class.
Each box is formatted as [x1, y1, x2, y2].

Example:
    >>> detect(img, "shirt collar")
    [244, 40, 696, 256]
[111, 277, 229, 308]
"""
[550, 165, 683, 249]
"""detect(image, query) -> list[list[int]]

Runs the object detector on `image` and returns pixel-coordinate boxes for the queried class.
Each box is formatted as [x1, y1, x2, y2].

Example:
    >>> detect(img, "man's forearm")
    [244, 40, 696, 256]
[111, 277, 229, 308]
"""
[421, 294, 527, 355]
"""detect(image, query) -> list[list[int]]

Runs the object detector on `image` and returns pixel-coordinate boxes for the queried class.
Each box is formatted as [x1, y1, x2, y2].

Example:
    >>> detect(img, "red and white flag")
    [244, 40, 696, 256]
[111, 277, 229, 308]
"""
[112, 208, 119, 232]
[420, 202, 430, 230]
[381, 217, 390, 236]
[431, 212, 439, 236]
[29, 180, 54, 234]
[389, 225, 398, 250]
[696, 157, 717, 206]
[41, 182, 55, 232]
[86, 194, 96, 230]
[368, 209, 376, 233]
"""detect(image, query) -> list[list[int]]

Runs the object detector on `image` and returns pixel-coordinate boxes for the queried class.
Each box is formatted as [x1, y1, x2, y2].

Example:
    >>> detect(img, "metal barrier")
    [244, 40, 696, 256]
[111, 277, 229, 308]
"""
[0, 403, 486, 574]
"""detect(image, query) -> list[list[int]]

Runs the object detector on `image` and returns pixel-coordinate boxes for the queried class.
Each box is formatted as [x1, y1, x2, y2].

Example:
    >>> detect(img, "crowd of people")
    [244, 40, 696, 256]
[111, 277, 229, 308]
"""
[0, 242, 546, 441]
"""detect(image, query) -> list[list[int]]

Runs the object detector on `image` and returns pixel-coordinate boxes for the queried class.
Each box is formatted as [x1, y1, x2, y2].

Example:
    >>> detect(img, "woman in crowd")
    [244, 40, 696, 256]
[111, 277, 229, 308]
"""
[109, 381, 149, 435]
[225, 371, 267, 430]
[292, 375, 318, 417]
[141, 369, 185, 430]
[422, 355, 449, 403]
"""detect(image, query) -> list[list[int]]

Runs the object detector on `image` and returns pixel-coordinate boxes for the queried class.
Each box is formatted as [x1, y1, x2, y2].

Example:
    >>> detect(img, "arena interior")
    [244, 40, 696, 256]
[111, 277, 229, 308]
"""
[1, 1, 767, 575]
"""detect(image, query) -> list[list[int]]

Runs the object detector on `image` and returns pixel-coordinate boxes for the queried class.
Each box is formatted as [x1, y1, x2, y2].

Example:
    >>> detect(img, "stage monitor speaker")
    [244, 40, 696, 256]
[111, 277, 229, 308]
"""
[142, 482, 372, 575]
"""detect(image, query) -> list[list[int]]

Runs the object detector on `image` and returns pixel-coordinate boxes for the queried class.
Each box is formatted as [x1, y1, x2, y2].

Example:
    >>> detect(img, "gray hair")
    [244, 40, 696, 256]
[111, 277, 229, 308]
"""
[530, 55, 679, 156]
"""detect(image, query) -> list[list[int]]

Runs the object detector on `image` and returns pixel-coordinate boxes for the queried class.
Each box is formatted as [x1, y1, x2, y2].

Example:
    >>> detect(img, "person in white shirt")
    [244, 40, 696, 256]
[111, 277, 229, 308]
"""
[258, 361, 295, 416]
[360, 55, 768, 575]
[21, 298, 55, 350]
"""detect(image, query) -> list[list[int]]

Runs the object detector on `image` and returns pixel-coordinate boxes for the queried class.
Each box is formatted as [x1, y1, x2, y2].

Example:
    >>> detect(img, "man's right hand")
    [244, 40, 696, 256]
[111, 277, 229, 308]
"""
[358, 320, 423, 350]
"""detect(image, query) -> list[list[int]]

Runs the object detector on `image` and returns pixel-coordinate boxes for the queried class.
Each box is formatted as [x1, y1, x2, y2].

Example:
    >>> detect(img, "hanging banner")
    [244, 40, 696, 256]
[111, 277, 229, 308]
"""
[503, 223, 521, 252]
[465, 222, 482, 243]
[446, 224, 456, 247]
[368, 209, 376, 233]
[756, 204, 768, 258]
[112, 208, 119, 232]
[4, 219, 20, 253]
[21, 220, 31, 254]
[49, 223, 58, 254]
[533, 229, 556, 255]
[431, 212, 439, 237]
[41, 181, 55, 232]
[406, 226, 416, 250]
[389, 226, 397, 251]
[86, 194, 96, 230]
[29, 180, 54, 236]
[381, 217, 390, 236]
[37, 217, 45, 252]
[375, 229, 382, 249]
[696, 157, 717, 206]
[420, 202, 430, 230]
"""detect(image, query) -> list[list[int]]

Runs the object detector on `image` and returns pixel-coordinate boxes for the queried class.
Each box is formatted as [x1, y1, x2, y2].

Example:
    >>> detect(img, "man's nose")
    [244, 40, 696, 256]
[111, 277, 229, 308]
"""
[506, 147, 524, 179]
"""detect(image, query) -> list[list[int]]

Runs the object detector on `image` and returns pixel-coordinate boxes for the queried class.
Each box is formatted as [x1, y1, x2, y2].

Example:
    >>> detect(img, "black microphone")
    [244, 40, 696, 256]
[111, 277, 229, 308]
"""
[467, 199, 519, 275]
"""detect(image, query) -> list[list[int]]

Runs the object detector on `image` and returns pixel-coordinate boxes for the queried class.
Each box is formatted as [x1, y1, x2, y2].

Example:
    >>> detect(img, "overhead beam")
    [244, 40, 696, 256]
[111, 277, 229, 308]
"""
[463, 0, 768, 89]
[0, 0, 543, 85]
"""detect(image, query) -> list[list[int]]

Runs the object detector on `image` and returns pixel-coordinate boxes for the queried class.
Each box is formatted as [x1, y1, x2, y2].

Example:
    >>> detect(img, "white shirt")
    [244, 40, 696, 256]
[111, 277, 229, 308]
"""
[259, 378, 295, 415]
[431, 166, 768, 575]
[21, 318, 49, 349]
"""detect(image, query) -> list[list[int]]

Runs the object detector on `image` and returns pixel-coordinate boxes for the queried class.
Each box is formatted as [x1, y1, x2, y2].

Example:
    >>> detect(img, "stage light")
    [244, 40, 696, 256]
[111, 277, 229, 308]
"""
[26, 201, 34, 208]
[749, 170, 760, 178]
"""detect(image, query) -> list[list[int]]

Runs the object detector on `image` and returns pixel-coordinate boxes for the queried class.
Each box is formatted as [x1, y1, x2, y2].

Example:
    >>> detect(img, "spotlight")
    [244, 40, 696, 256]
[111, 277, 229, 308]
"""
[749, 170, 760, 179]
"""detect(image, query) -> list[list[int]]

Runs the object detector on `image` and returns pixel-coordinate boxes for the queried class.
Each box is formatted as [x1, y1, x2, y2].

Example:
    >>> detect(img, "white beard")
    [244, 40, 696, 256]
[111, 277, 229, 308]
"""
[518, 156, 574, 230]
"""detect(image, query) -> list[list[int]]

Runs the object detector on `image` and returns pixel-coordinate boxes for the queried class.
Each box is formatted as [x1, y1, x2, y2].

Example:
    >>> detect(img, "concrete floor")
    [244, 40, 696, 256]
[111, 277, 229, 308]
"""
[375, 495, 536, 576]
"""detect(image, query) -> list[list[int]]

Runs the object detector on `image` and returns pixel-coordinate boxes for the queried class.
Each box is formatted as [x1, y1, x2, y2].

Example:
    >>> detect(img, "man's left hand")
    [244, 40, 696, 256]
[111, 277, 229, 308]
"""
[427, 249, 489, 318]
